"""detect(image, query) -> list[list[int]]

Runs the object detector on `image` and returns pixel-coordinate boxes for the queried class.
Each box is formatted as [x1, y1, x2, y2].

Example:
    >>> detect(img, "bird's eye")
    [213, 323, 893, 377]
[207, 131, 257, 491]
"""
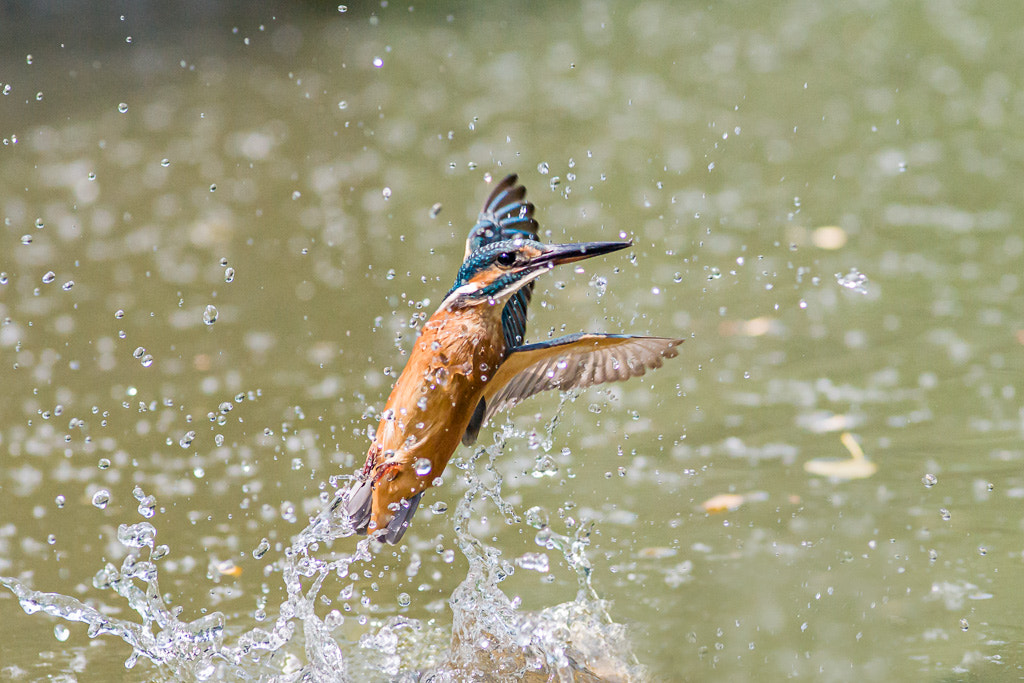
[496, 251, 516, 267]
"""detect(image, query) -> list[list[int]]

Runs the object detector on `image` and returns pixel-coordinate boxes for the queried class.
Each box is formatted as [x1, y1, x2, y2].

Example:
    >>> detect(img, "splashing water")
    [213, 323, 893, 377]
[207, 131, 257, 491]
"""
[1, 397, 642, 681]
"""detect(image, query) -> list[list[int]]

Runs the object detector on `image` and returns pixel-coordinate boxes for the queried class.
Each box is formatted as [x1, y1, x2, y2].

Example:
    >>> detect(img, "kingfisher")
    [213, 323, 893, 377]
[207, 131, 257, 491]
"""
[341, 175, 683, 544]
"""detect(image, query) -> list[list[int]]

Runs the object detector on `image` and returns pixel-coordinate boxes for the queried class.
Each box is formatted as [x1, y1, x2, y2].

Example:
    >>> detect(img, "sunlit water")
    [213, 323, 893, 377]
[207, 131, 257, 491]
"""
[3, 1, 1024, 681]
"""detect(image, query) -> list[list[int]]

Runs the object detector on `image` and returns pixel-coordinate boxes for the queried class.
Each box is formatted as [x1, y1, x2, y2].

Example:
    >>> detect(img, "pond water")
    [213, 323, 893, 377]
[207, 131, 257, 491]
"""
[2, 1, 1023, 681]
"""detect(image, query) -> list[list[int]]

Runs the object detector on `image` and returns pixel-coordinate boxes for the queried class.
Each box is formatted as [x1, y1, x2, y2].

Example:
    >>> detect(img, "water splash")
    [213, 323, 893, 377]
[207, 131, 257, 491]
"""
[1, 400, 643, 681]
[432, 395, 641, 680]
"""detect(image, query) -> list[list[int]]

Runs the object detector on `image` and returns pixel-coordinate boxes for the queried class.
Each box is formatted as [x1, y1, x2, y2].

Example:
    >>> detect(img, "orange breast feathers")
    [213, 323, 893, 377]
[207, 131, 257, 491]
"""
[361, 305, 506, 522]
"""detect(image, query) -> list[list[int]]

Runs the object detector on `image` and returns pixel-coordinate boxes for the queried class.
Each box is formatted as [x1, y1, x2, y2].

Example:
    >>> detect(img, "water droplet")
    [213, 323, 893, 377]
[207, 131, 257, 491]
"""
[62, 280, 74, 291]
[338, 4, 348, 12]
[430, 501, 447, 514]
[397, 592, 411, 607]
[180, 430, 196, 448]
[413, 458, 432, 476]
[525, 506, 548, 529]
[836, 268, 869, 295]
[42, 271, 55, 284]
[117, 522, 156, 548]
[224, 267, 235, 283]
[55, 495, 65, 508]
[20, 234, 32, 245]
[140, 354, 153, 367]
[97, 458, 111, 470]
[91, 490, 110, 509]
[372, 56, 383, 68]
[203, 305, 218, 325]
[939, 508, 951, 521]
[53, 624, 70, 642]
[114, 309, 125, 319]
[708, 267, 722, 280]
[531, 455, 558, 478]
[516, 552, 550, 573]
[117, 102, 128, 113]
[253, 538, 271, 559]
[133, 346, 145, 359]
[922, 473, 937, 488]
[959, 618, 969, 631]
[382, 186, 392, 200]
[137, 495, 156, 518]
[160, 158, 170, 167]
[0, 273, 7, 284]
[537, 162, 549, 174]
[209, 184, 217, 192]
[549, 176, 561, 190]
[429, 202, 442, 218]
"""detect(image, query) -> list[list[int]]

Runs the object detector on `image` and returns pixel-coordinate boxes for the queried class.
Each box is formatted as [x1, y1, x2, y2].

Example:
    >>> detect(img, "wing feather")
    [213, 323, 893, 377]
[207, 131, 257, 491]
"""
[481, 334, 683, 423]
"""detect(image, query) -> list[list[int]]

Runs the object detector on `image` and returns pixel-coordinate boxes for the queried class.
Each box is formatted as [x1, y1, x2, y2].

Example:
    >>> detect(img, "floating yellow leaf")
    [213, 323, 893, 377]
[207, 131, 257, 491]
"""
[718, 316, 778, 338]
[812, 226, 848, 250]
[216, 560, 243, 577]
[702, 493, 746, 513]
[804, 432, 877, 480]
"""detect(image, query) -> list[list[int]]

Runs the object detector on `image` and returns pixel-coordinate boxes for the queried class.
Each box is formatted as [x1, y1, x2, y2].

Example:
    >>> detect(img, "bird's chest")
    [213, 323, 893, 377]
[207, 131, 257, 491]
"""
[376, 312, 505, 452]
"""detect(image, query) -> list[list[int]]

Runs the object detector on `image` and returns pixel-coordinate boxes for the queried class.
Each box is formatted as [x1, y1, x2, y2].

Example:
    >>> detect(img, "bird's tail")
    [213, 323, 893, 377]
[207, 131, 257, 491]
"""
[333, 481, 423, 545]
[335, 480, 372, 535]
[381, 492, 423, 545]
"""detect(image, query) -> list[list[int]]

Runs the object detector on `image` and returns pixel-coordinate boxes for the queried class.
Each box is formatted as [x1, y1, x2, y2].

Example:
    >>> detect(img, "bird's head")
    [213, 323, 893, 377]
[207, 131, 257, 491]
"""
[441, 238, 632, 309]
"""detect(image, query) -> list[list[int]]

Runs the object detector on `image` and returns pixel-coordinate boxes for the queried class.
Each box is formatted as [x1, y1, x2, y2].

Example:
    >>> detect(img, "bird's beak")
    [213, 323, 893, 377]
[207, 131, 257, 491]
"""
[531, 240, 632, 268]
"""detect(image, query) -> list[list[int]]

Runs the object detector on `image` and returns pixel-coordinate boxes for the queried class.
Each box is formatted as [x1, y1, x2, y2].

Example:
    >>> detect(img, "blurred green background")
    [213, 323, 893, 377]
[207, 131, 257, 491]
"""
[2, 1, 1023, 680]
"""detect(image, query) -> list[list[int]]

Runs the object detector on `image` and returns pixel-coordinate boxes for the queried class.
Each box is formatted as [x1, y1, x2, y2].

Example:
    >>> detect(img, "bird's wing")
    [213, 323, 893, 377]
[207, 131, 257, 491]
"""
[461, 396, 487, 446]
[481, 333, 683, 423]
[464, 173, 540, 349]
[464, 174, 539, 257]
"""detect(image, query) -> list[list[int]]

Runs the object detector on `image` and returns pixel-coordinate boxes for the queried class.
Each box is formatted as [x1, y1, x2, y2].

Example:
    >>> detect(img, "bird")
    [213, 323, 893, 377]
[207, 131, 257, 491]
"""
[340, 174, 683, 544]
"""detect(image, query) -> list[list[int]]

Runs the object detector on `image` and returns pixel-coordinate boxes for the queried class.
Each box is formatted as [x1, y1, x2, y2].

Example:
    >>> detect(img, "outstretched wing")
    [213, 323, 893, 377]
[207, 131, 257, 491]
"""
[464, 173, 540, 257]
[464, 174, 540, 349]
[480, 333, 683, 423]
